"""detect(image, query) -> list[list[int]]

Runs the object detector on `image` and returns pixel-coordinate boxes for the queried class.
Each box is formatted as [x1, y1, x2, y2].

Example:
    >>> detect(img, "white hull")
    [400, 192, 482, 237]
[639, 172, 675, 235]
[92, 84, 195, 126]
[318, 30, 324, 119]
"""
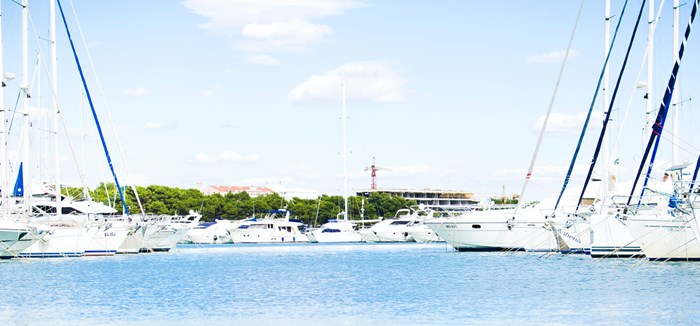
[141, 225, 190, 252]
[373, 228, 415, 242]
[548, 217, 592, 255]
[624, 213, 700, 261]
[308, 220, 363, 243]
[231, 230, 309, 243]
[19, 225, 98, 258]
[427, 207, 561, 252]
[118, 225, 145, 254]
[359, 228, 380, 242]
[184, 220, 235, 244]
[0, 222, 38, 259]
[428, 219, 521, 251]
[308, 230, 363, 243]
[230, 213, 309, 244]
[85, 223, 131, 256]
[589, 213, 643, 258]
[409, 224, 444, 243]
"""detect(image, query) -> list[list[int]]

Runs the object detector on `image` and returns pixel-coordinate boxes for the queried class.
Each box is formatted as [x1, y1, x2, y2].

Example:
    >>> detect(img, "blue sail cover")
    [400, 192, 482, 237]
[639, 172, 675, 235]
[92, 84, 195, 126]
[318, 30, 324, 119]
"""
[12, 162, 23, 197]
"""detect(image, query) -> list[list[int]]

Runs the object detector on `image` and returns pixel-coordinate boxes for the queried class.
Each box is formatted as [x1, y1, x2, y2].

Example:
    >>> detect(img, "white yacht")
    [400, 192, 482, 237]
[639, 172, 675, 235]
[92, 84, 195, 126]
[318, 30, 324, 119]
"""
[365, 205, 439, 242]
[230, 209, 309, 243]
[26, 191, 134, 257]
[0, 220, 39, 259]
[183, 219, 236, 244]
[619, 171, 700, 261]
[425, 202, 562, 252]
[307, 213, 363, 243]
[18, 215, 99, 258]
[306, 85, 363, 244]
[140, 212, 200, 252]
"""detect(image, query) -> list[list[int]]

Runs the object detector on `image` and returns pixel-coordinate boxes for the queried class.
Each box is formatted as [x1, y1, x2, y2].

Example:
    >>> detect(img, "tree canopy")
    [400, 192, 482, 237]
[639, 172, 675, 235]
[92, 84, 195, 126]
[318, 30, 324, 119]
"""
[62, 183, 417, 226]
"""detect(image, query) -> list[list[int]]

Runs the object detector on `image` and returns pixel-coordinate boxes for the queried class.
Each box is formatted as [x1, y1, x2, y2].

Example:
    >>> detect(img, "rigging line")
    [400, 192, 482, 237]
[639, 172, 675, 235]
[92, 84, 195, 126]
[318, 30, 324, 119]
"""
[67, 0, 145, 215]
[607, 0, 667, 190]
[577, 0, 647, 211]
[515, 0, 585, 215]
[659, 127, 700, 154]
[25, 7, 93, 200]
[629, 0, 699, 204]
[688, 154, 700, 191]
[56, 0, 129, 215]
[554, 0, 631, 211]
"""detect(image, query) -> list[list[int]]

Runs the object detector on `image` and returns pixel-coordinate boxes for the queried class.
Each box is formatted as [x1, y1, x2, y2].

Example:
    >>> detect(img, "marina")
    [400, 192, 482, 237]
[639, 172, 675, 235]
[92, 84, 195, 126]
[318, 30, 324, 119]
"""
[2, 0, 700, 324]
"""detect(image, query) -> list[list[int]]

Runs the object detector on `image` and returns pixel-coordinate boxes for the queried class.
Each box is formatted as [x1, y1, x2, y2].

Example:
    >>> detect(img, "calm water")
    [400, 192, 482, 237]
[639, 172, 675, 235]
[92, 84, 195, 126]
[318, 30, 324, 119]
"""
[1, 242, 699, 325]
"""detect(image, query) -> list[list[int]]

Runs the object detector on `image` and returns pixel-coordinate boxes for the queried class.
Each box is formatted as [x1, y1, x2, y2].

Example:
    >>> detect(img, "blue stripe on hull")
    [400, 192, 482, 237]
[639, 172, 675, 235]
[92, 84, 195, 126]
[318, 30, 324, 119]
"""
[17, 252, 84, 258]
[84, 250, 117, 256]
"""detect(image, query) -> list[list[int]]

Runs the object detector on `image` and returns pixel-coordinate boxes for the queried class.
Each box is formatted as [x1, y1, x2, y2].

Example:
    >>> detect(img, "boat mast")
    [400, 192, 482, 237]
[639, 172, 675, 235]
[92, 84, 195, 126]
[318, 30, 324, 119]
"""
[672, 0, 680, 165]
[0, 0, 8, 215]
[645, 1, 655, 143]
[50, 0, 61, 215]
[342, 84, 349, 222]
[602, 0, 612, 201]
[21, 0, 30, 210]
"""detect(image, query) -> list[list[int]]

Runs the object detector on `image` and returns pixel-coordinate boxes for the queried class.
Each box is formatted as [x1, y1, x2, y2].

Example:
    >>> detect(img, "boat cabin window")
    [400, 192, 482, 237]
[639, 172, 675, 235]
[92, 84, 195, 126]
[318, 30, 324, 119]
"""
[471, 224, 481, 229]
[279, 226, 292, 233]
[389, 220, 410, 226]
[322, 228, 341, 233]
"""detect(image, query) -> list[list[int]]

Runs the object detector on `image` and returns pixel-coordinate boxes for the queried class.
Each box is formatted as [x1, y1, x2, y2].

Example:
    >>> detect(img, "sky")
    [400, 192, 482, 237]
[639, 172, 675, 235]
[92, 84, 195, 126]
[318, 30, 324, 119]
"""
[2, 0, 700, 203]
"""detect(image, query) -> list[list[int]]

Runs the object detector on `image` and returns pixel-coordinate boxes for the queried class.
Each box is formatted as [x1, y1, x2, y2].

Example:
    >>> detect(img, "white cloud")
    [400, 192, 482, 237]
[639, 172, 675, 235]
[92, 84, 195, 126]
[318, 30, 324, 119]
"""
[527, 49, 580, 64]
[190, 151, 260, 164]
[183, 0, 365, 31]
[183, 0, 365, 57]
[203, 85, 222, 99]
[219, 150, 260, 162]
[288, 61, 408, 103]
[193, 153, 217, 164]
[145, 122, 177, 130]
[124, 87, 150, 96]
[534, 111, 603, 136]
[237, 20, 331, 53]
[247, 54, 281, 65]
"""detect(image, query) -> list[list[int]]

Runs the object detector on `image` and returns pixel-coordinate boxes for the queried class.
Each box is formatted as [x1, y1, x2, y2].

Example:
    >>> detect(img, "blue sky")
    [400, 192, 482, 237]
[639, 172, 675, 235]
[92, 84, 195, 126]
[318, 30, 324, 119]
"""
[3, 0, 700, 203]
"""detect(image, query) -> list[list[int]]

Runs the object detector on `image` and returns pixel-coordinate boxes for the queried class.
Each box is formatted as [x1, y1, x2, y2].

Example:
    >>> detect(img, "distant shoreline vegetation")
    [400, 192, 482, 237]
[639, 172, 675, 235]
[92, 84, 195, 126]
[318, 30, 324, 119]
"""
[60, 183, 419, 226]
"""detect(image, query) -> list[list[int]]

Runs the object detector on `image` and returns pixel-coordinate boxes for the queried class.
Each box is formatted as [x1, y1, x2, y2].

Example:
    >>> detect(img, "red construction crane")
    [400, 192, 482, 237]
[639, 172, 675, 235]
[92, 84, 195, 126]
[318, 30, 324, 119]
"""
[364, 157, 391, 190]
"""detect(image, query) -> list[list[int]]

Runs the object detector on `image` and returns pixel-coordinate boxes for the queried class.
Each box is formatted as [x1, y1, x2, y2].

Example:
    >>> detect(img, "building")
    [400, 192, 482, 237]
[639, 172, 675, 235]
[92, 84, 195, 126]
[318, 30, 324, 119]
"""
[198, 185, 276, 197]
[197, 183, 319, 201]
[356, 188, 479, 210]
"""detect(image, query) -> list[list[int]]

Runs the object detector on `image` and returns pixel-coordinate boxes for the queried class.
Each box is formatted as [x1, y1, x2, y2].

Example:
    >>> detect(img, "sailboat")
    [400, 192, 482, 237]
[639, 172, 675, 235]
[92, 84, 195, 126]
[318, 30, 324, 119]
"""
[616, 0, 700, 261]
[0, 0, 40, 259]
[307, 84, 363, 243]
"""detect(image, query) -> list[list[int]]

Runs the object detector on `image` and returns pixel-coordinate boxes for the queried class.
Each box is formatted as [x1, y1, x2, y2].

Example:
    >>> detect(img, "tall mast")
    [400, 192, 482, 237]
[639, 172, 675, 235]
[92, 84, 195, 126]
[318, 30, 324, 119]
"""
[21, 0, 30, 209]
[50, 0, 61, 214]
[342, 84, 348, 222]
[0, 0, 7, 214]
[672, 0, 680, 164]
[602, 0, 611, 198]
[646, 0, 655, 143]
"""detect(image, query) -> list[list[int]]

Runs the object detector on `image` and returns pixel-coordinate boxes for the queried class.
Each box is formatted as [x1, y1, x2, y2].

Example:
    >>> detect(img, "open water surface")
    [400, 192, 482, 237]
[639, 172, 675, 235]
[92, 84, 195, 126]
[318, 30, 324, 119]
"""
[1, 242, 699, 325]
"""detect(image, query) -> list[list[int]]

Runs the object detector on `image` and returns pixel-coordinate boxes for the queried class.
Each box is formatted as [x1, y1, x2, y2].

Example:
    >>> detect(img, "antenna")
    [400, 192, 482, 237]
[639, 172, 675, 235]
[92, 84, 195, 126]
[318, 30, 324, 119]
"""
[363, 156, 391, 190]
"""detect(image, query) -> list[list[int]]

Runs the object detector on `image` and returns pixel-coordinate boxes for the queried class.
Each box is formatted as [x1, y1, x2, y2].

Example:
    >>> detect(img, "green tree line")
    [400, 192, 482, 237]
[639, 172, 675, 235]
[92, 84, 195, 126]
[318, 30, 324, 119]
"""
[61, 183, 417, 226]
